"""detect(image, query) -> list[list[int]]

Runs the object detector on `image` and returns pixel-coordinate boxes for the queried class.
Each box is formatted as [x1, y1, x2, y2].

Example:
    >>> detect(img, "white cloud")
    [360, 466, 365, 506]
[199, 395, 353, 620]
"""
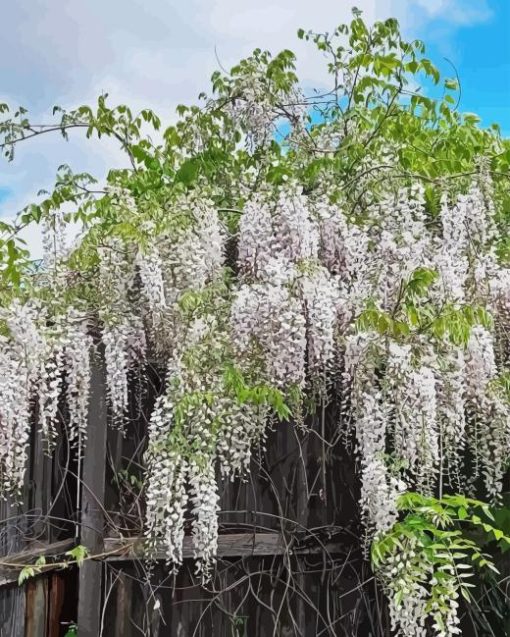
[411, 0, 492, 25]
[0, 0, 494, 256]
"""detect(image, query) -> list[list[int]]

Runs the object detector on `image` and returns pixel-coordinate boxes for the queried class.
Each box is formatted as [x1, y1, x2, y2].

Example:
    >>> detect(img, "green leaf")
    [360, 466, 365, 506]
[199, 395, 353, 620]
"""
[444, 78, 459, 91]
[63, 624, 78, 637]
[464, 112, 481, 125]
[458, 507, 468, 520]
[18, 566, 35, 586]
[65, 545, 89, 567]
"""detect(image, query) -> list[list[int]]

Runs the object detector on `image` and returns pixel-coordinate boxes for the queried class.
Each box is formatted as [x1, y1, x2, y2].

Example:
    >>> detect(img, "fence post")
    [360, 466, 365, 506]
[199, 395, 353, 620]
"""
[77, 355, 108, 637]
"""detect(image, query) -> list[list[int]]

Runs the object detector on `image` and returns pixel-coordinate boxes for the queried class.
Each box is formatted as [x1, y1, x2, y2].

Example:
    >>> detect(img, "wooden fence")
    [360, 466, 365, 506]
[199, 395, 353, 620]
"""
[0, 359, 391, 636]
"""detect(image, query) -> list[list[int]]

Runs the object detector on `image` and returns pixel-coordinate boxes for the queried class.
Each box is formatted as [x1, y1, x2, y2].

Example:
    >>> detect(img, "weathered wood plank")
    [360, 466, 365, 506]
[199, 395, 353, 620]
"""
[0, 586, 26, 637]
[105, 533, 283, 560]
[0, 539, 75, 587]
[29, 410, 52, 542]
[112, 571, 134, 637]
[25, 578, 48, 637]
[0, 532, 344, 581]
[104, 533, 343, 560]
[0, 539, 74, 570]
[48, 574, 65, 637]
[77, 357, 108, 637]
[0, 484, 29, 636]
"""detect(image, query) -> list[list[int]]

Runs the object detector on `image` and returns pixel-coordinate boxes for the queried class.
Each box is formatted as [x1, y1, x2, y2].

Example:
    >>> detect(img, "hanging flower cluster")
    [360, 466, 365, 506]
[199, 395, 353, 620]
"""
[221, 50, 308, 152]
[2, 165, 510, 633]
[110, 170, 510, 608]
[0, 302, 92, 493]
[233, 183, 340, 397]
[3, 14, 510, 635]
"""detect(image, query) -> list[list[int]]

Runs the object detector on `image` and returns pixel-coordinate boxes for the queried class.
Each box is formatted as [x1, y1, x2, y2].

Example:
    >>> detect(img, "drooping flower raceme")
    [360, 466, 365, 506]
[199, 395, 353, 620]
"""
[2, 171, 510, 637]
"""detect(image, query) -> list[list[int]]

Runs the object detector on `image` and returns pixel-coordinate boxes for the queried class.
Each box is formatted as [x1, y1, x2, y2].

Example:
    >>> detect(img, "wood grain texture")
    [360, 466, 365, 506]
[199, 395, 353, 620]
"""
[103, 533, 342, 560]
[77, 357, 108, 637]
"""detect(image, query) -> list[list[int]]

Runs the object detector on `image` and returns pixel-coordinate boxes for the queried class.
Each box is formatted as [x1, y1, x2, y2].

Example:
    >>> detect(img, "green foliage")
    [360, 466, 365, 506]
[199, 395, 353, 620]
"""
[356, 266, 492, 346]
[115, 468, 143, 492]
[17, 555, 46, 584]
[223, 364, 294, 421]
[63, 623, 78, 637]
[405, 267, 438, 297]
[230, 615, 249, 637]
[372, 493, 510, 629]
[64, 544, 89, 567]
[16, 544, 89, 587]
[0, 8, 508, 294]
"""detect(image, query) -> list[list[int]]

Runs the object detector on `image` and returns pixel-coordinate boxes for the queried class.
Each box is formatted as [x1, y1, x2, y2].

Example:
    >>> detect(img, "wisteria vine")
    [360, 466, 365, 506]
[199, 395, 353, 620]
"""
[1, 12, 510, 636]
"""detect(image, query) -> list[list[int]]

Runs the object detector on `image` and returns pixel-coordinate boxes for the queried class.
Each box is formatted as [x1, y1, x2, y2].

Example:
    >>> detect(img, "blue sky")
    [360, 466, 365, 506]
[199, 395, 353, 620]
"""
[0, 0, 509, 220]
[0, 188, 11, 202]
[423, 0, 510, 133]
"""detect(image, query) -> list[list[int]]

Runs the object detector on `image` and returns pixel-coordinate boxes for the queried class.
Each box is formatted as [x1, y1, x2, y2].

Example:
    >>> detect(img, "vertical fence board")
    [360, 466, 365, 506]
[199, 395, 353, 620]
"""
[112, 571, 133, 637]
[29, 412, 52, 543]
[77, 357, 107, 637]
[0, 586, 25, 637]
[25, 578, 48, 637]
[48, 574, 66, 637]
[0, 475, 28, 637]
